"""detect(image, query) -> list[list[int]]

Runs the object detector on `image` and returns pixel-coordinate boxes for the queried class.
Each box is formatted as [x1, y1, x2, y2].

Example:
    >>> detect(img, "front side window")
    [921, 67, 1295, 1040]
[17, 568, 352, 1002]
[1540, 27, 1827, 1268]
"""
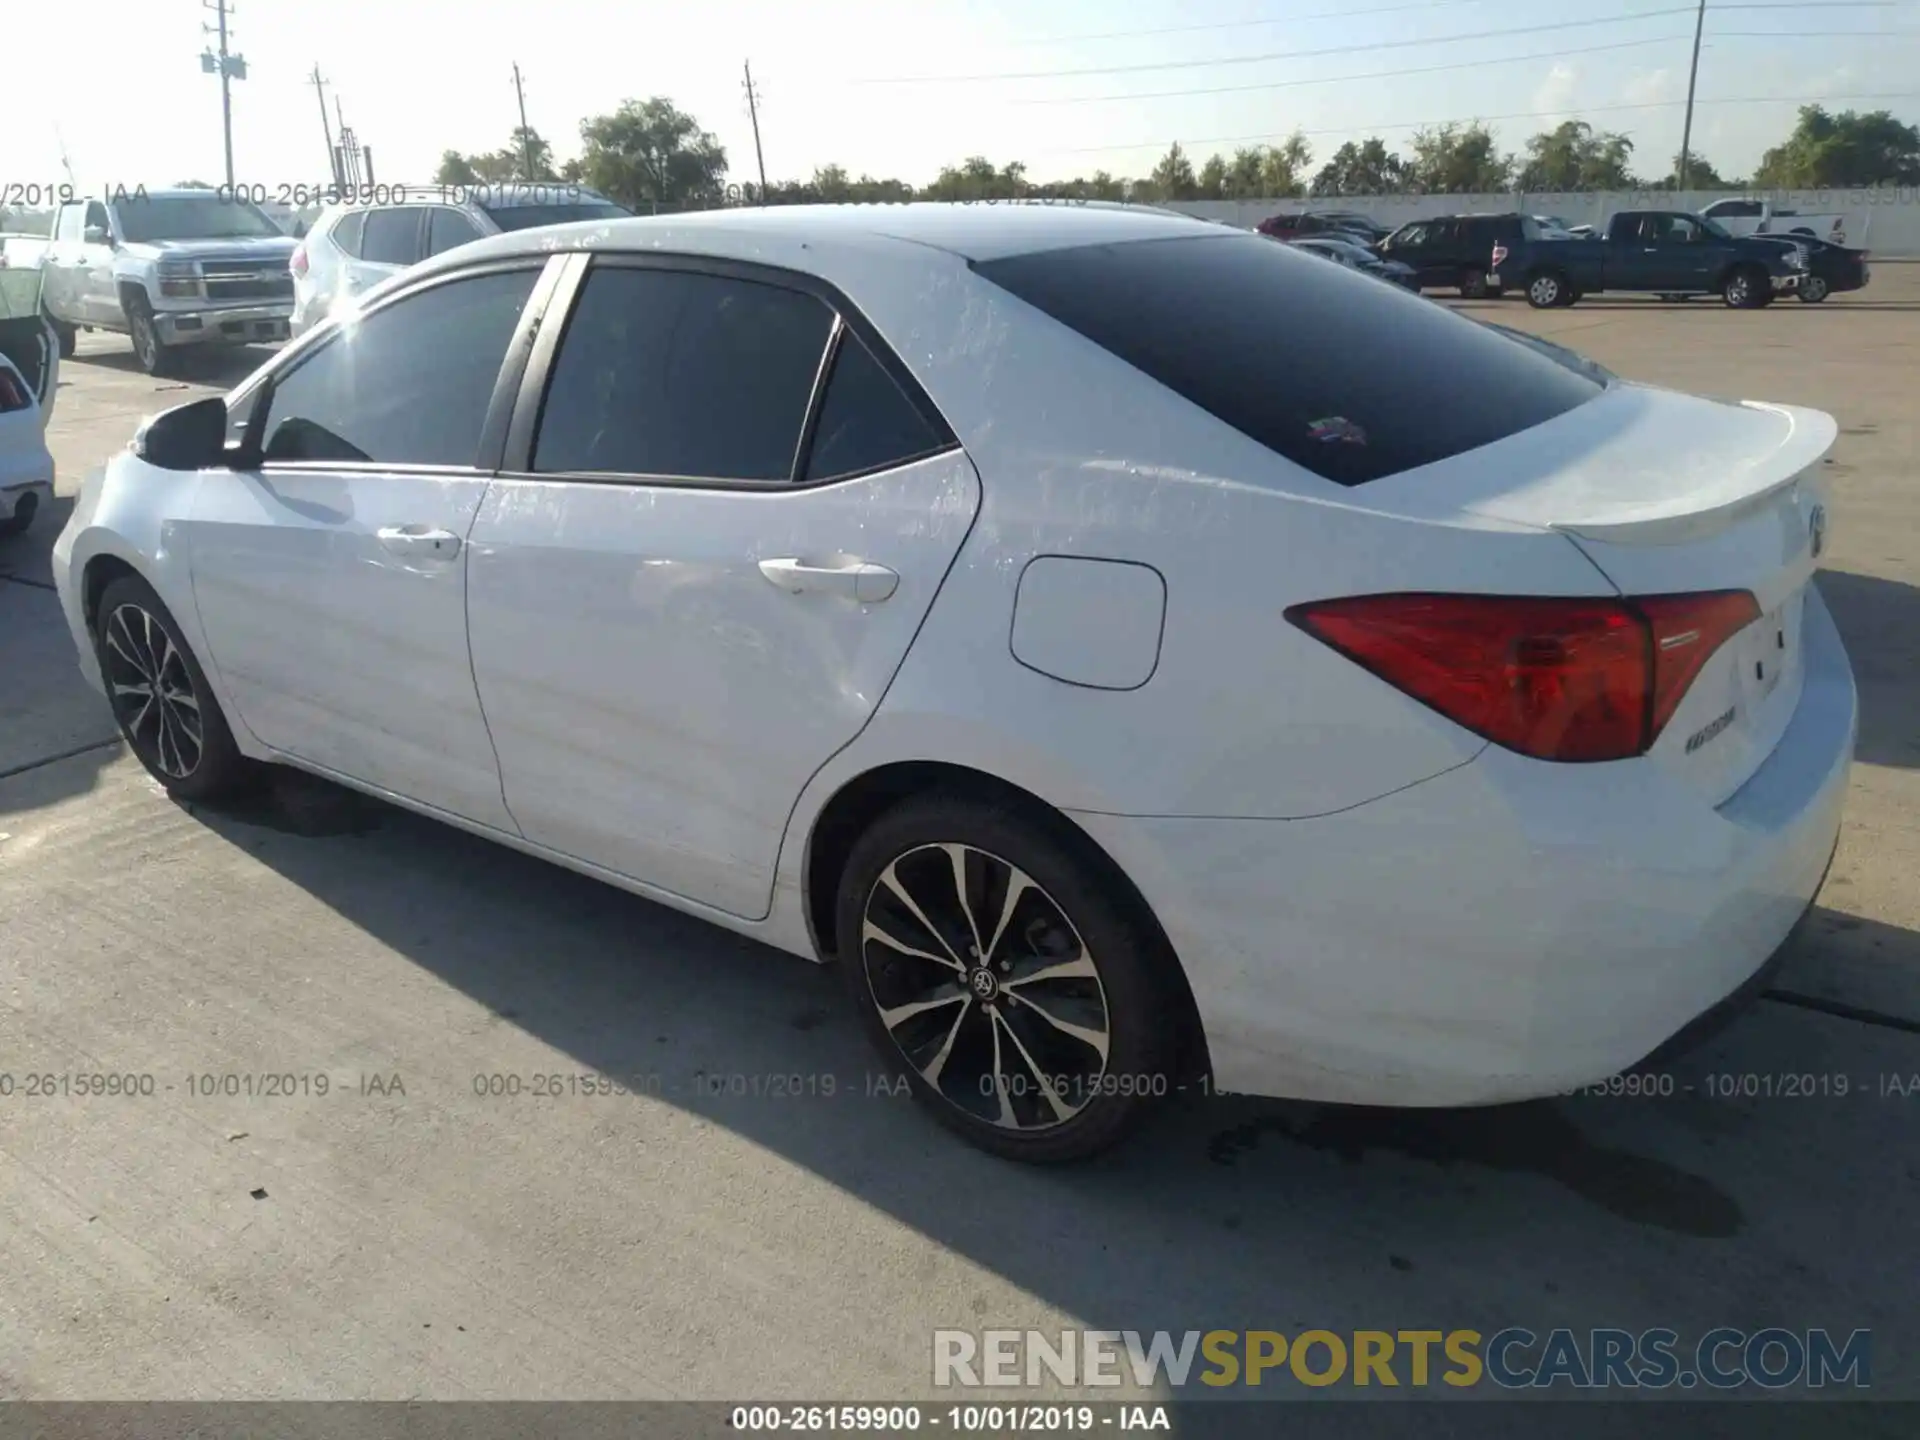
[84, 202, 110, 237]
[975, 233, 1602, 487]
[259, 268, 537, 467]
[359, 209, 422, 266]
[115, 195, 280, 242]
[532, 266, 834, 481]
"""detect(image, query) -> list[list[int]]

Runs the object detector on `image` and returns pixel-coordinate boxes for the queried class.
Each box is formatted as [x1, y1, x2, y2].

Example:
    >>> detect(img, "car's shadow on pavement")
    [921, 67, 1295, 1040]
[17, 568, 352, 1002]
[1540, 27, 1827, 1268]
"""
[1818, 568, 1920, 769]
[60, 343, 275, 389]
[170, 762, 1920, 1408]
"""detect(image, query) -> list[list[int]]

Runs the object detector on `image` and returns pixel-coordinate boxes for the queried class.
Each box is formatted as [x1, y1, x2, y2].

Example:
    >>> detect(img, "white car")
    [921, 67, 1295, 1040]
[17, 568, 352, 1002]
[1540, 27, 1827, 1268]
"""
[52, 205, 1856, 1161]
[1, 276, 58, 537]
[290, 184, 629, 335]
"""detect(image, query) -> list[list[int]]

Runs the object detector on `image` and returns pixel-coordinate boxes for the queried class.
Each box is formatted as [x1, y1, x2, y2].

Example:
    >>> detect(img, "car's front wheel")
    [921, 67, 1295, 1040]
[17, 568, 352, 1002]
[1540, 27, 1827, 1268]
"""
[124, 295, 178, 378]
[837, 794, 1178, 1163]
[94, 573, 256, 802]
[1723, 266, 1772, 309]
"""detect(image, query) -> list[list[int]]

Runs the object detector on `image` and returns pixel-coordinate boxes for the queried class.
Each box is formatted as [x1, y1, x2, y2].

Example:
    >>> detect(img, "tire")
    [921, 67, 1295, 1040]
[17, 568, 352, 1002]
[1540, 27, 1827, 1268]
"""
[1457, 266, 1490, 300]
[836, 793, 1179, 1163]
[1798, 275, 1830, 303]
[1722, 266, 1770, 309]
[44, 312, 77, 359]
[0, 491, 37, 539]
[93, 573, 256, 803]
[124, 293, 178, 377]
[1526, 271, 1568, 308]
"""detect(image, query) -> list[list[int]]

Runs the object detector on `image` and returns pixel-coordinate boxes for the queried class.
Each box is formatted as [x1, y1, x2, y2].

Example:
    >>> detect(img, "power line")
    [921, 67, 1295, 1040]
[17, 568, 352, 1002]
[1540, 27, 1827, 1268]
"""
[847, 9, 1700, 84]
[1004, 0, 1899, 50]
[1010, 33, 1694, 106]
[1043, 88, 1920, 156]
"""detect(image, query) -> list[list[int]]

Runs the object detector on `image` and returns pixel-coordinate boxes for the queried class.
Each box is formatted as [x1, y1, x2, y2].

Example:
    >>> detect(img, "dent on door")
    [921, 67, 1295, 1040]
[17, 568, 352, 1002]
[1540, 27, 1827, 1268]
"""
[463, 450, 982, 919]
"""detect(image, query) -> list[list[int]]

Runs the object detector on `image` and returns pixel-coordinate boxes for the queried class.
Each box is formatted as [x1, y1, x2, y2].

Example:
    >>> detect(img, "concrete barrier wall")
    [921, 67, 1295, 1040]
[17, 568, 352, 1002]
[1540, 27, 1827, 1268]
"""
[1165, 188, 1920, 256]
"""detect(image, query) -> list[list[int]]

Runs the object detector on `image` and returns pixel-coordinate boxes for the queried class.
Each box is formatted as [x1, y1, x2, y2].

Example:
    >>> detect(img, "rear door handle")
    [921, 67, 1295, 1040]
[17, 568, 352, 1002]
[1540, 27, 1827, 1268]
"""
[377, 525, 462, 560]
[758, 556, 899, 603]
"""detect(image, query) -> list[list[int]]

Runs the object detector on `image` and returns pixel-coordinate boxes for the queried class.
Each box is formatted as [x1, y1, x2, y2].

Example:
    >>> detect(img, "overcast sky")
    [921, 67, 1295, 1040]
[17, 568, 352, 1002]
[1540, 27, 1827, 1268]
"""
[8, 0, 1920, 193]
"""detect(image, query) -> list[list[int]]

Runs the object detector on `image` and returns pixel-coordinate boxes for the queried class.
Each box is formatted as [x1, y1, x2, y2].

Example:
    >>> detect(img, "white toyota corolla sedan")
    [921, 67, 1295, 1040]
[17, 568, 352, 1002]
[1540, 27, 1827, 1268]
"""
[52, 204, 1856, 1161]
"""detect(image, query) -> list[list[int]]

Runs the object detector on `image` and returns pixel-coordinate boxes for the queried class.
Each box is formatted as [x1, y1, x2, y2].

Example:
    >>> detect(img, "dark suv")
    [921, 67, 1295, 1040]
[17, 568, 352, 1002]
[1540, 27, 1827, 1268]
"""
[1375, 213, 1544, 298]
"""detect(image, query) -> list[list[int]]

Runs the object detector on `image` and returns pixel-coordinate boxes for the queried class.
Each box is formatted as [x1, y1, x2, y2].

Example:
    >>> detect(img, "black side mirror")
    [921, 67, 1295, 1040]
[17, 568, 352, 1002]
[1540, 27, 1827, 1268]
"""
[132, 396, 230, 470]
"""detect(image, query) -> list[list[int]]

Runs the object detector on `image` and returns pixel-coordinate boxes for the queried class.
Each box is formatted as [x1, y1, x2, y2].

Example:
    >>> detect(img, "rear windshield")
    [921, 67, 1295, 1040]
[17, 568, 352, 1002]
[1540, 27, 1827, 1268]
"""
[480, 202, 631, 233]
[973, 233, 1602, 486]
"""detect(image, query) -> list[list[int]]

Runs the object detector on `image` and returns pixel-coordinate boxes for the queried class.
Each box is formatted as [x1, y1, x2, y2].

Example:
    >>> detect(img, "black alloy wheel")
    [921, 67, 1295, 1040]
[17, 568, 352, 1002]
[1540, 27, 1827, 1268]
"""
[94, 573, 255, 801]
[838, 795, 1178, 1162]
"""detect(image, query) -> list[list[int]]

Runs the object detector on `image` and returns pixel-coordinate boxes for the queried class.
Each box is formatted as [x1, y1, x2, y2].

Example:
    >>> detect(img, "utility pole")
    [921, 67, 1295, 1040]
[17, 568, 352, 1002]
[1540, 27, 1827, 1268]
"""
[743, 61, 769, 200]
[311, 65, 339, 188]
[1677, 0, 1707, 193]
[512, 63, 536, 178]
[200, 0, 248, 189]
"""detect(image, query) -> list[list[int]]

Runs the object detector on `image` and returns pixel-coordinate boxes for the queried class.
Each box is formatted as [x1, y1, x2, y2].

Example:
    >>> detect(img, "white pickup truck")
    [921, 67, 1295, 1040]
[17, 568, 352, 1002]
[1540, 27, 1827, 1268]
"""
[1698, 197, 1848, 246]
[40, 189, 296, 376]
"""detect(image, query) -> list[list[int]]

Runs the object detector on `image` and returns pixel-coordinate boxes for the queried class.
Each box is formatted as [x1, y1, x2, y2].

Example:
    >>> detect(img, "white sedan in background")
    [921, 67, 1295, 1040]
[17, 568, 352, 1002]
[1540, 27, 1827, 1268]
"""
[52, 205, 1855, 1161]
[0, 289, 58, 538]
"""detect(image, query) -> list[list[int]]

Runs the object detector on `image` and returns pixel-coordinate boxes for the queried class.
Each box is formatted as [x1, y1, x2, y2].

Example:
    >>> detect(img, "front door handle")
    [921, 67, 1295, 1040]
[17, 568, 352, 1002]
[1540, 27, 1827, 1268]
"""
[759, 556, 899, 603]
[377, 525, 462, 560]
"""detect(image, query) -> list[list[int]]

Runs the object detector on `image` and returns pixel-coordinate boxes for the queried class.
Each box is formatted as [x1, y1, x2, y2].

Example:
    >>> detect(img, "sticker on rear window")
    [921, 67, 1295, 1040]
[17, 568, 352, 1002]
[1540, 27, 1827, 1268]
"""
[1308, 416, 1367, 446]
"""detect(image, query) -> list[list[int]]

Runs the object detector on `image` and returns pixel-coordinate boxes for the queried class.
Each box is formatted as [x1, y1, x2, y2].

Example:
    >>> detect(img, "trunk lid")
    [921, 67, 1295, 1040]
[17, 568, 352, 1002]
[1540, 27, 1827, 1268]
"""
[1361, 382, 1837, 803]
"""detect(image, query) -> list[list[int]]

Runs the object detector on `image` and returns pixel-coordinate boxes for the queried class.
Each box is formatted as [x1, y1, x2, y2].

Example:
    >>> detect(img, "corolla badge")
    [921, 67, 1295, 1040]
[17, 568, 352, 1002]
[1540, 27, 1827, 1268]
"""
[1809, 503, 1827, 559]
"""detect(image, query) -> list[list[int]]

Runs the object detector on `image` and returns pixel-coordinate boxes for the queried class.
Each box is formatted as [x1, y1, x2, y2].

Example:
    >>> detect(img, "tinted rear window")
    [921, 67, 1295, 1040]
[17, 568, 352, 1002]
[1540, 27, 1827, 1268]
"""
[973, 233, 1602, 486]
[481, 202, 630, 233]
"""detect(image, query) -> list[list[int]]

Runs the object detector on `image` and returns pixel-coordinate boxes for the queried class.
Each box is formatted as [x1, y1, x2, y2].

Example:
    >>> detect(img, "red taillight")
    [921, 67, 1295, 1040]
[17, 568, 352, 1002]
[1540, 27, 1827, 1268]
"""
[1286, 591, 1761, 763]
[290, 244, 308, 278]
[1491, 243, 1509, 268]
[0, 367, 30, 413]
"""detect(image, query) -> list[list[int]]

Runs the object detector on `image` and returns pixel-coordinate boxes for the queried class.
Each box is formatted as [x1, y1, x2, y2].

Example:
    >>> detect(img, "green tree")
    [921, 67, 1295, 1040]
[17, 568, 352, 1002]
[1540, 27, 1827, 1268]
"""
[575, 98, 729, 209]
[1406, 122, 1511, 193]
[506, 126, 557, 181]
[1197, 154, 1230, 200]
[1751, 105, 1920, 187]
[1310, 138, 1409, 196]
[1649, 149, 1740, 191]
[922, 157, 1028, 201]
[1149, 142, 1199, 200]
[435, 150, 481, 185]
[1516, 120, 1638, 191]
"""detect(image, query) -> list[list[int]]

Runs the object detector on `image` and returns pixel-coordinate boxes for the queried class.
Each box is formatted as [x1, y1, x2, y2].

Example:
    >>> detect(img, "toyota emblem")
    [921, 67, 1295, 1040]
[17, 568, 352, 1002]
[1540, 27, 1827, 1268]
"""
[1809, 504, 1827, 559]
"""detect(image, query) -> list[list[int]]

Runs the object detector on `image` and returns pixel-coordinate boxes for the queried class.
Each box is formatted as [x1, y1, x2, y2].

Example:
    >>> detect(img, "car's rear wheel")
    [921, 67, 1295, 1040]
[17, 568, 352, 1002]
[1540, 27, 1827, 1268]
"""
[0, 491, 37, 538]
[94, 573, 255, 803]
[1526, 271, 1568, 308]
[837, 794, 1177, 1163]
[44, 312, 77, 358]
[1798, 275, 1830, 303]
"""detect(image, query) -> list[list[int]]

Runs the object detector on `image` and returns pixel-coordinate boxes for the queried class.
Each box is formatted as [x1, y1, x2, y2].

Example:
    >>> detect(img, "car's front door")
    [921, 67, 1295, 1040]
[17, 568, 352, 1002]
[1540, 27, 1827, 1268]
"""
[79, 202, 120, 326]
[186, 260, 556, 830]
[1620, 214, 1719, 290]
[41, 204, 84, 320]
[464, 256, 981, 919]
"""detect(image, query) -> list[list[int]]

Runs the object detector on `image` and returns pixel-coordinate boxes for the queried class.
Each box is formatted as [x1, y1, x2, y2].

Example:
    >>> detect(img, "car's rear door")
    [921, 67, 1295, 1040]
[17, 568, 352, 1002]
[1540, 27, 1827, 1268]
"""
[463, 254, 980, 919]
[188, 258, 561, 828]
[349, 207, 423, 292]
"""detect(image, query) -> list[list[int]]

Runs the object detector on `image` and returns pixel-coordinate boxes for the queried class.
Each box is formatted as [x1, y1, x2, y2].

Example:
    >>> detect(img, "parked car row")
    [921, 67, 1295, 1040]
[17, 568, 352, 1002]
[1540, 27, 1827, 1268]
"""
[21, 185, 630, 375]
[1257, 204, 1872, 308]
